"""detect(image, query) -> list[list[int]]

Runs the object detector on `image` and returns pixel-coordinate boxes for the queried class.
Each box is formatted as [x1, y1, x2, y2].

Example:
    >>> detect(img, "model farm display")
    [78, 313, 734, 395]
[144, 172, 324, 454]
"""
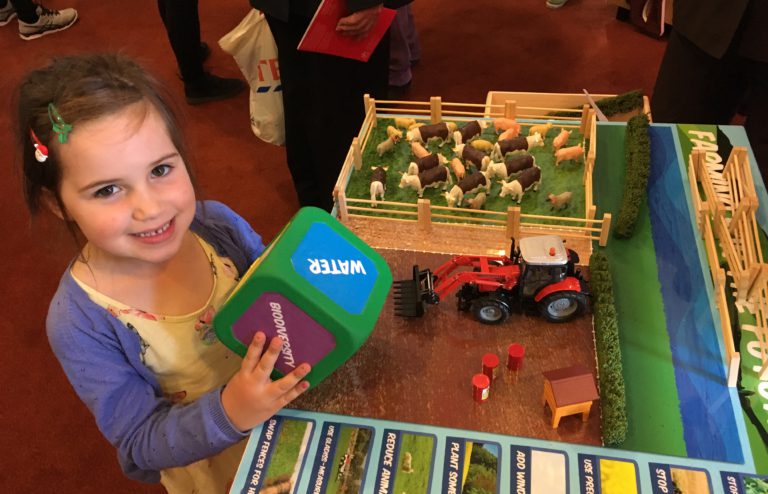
[333, 95, 610, 257]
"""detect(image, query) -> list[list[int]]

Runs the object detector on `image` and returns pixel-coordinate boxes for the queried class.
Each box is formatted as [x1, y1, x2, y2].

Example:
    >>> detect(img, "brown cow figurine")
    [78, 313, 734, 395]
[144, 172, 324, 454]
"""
[370, 166, 387, 207]
[407, 153, 448, 175]
[453, 120, 487, 145]
[499, 165, 542, 203]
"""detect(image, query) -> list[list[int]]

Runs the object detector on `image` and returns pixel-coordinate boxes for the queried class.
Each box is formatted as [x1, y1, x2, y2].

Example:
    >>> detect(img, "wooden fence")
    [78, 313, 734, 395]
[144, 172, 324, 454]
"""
[333, 95, 603, 258]
[688, 148, 768, 384]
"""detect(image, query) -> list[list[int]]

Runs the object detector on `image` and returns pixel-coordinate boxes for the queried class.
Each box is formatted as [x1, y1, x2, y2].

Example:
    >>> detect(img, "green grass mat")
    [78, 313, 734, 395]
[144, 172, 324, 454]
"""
[594, 124, 686, 457]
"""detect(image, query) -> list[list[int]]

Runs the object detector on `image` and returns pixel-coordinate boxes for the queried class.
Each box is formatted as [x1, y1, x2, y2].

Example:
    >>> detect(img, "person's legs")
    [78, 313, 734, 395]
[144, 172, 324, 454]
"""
[740, 59, 768, 181]
[389, 6, 412, 88]
[652, 29, 745, 124]
[266, 12, 389, 211]
[157, 0, 244, 104]
[403, 4, 421, 65]
[156, 0, 204, 82]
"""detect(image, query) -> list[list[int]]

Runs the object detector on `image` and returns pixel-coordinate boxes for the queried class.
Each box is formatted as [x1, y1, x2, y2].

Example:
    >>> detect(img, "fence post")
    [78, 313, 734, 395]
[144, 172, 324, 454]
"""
[430, 97, 442, 123]
[599, 213, 612, 246]
[504, 100, 517, 119]
[580, 105, 590, 136]
[336, 189, 349, 222]
[418, 198, 432, 232]
[506, 206, 521, 242]
[352, 137, 362, 171]
[364, 94, 376, 126]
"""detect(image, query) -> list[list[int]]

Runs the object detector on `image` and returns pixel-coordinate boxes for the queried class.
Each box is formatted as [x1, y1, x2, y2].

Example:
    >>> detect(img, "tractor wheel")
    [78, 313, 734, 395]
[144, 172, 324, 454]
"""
[471, 297, 510, 325]
[538, 291, 587, 323]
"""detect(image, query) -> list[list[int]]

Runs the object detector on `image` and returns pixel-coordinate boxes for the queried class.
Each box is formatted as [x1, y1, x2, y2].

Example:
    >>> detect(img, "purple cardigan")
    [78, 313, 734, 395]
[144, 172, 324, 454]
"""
[46, 201, 266, 483]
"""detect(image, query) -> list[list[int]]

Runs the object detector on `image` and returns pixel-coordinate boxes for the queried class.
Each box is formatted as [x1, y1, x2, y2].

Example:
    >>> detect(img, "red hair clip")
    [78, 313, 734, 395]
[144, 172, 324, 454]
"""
[30, 129, 48, 163]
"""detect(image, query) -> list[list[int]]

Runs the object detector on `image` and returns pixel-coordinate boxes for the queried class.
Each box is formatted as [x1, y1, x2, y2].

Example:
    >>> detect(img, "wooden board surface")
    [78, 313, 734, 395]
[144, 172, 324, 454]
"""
[289, 248, 602, 446]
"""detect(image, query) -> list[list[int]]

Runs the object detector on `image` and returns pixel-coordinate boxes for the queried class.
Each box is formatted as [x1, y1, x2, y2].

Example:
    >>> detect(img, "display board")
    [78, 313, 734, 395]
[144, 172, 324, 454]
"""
[230, 409, 766, 494]
[229, 120, 768, 493]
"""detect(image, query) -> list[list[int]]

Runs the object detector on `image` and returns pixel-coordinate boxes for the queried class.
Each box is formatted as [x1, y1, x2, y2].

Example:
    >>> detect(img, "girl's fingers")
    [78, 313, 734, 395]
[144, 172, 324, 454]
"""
[254, 336, 284, 375]
[268, 363, 311, 399]
[241, 332, 266, 371]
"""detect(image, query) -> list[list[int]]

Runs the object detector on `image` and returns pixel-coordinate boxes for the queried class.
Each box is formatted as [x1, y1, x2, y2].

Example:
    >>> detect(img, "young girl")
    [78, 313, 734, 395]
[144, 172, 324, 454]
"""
[16, 53, 311, 492]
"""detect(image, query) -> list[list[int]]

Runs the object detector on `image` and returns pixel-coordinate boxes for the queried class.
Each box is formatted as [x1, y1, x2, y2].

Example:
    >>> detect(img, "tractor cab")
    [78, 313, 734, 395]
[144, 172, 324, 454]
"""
[517, 236, 574, 299]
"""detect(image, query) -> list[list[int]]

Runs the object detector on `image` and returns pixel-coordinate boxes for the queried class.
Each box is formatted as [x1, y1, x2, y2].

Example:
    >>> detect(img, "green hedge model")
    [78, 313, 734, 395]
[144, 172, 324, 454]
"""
[589, 250, 628, 446]
[614, 114, 651, 239]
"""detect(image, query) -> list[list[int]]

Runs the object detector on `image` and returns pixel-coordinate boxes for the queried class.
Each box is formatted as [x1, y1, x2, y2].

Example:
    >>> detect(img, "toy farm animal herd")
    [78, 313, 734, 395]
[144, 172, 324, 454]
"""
[369, 117, 584, 210]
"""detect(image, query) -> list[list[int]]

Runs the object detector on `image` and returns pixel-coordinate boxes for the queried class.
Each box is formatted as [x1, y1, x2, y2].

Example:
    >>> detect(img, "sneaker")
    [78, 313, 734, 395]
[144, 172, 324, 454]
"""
[19, 5, 78, 40]
[546, 0, 568, 8]
[184, 73, 246, 105]
[0, 2, 16, 26]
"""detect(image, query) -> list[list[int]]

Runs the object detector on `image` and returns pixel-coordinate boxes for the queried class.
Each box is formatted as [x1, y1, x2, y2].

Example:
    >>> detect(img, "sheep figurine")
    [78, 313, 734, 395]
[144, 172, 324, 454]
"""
[548, 191, 573, 210]
[376, 135, 398, 157]
[386, 125, 403, 142]
[528, 121, 553, 139]
[395, 117, 416, 129]
[466, 192, 487, 210]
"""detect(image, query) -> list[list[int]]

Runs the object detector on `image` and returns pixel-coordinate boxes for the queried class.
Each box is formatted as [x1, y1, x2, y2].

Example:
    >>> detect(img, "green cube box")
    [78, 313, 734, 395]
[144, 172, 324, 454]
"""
[214, 207, 392, 387]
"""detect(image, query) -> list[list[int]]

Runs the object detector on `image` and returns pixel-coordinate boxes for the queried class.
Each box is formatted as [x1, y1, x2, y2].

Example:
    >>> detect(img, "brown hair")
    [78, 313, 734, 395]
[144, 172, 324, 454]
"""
[16, 53, 198, 217]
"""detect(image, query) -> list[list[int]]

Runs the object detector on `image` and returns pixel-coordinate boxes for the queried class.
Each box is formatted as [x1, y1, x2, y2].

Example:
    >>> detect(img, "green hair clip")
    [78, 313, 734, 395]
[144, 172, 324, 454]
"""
[48, 103, 72, 143]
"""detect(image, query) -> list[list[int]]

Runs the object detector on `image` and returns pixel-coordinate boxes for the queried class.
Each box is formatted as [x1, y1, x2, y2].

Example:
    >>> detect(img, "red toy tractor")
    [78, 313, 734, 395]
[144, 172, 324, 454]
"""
[393, 235, 589, 324]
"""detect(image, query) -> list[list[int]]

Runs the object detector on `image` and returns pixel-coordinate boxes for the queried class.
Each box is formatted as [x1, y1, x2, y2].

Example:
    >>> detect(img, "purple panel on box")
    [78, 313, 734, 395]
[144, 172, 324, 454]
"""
[231, 292, 336, 374]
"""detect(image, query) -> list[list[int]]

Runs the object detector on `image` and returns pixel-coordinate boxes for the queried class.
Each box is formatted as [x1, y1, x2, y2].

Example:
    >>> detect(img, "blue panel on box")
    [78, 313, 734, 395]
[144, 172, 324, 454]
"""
[290, 222, 378, 314]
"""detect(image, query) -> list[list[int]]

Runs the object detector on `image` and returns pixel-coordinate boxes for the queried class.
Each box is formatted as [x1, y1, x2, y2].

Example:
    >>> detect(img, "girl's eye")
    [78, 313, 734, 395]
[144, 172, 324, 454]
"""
[151, 164, 172, 177]
[93, 185, 119, 198]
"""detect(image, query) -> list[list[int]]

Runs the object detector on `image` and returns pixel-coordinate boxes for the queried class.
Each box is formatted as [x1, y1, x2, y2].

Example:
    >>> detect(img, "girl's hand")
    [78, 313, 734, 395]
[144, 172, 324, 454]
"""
[335, 4, 382, 38]
[221, 332, 311, 432]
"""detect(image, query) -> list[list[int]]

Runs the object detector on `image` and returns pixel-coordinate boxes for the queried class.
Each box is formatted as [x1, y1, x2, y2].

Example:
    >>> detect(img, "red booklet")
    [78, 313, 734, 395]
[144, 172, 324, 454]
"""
[297, 0, 396, 62]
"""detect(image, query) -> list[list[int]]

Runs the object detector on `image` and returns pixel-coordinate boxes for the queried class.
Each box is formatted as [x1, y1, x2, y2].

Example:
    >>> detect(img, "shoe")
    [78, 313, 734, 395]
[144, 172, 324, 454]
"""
[18, 5, 78, 40]
[546, 0, 568, 8]
[184, 73, 246, 105]
[0, 2, 16, 26]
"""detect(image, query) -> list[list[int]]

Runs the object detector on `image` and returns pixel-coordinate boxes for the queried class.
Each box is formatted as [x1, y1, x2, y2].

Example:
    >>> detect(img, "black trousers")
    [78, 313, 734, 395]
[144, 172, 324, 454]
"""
[652, 29, 768, 180]
[265, 12, 389, 211]
[157, 0, 204, 82]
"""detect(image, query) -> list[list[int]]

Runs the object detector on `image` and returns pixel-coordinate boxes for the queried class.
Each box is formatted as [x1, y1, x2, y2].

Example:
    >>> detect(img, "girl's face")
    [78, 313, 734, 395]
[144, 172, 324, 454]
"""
[55, 103, 196, 269]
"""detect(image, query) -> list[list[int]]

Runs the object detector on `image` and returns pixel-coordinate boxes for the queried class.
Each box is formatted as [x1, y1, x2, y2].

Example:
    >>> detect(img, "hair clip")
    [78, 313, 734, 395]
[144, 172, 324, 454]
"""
[48, 103, 72, 144]
[29, 129, 49, 163]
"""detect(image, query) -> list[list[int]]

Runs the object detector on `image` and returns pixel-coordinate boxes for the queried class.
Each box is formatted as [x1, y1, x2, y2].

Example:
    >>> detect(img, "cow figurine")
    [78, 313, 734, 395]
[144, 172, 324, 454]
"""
[407, 122, 457, 147]
[528, 121, 553, 139]
[407, 153, 447, 175]
[486, 154, 535, 180]
[370, 166, 387, 207]
[399, 166, 452, 197]
[554, 144, 584, 167]
[499, 165, 542, 204]
[453, 143, 491, 170]
[453, 120, 487, 145]
[492, 133, 543, 161]
[552, 128, 572, 152]
[444, 170, 490, 207]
